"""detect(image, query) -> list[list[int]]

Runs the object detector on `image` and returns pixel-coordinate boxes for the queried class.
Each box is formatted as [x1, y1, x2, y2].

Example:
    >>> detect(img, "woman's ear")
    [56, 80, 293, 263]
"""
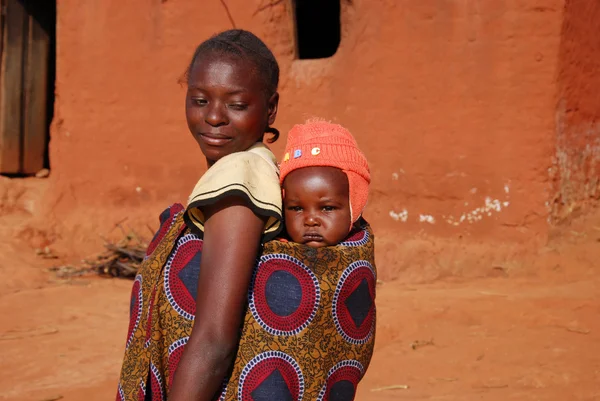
[267, 92, 279, 126]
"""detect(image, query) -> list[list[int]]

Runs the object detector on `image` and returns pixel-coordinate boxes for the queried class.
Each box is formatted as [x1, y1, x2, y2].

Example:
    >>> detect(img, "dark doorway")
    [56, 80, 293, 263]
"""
[293, 0, 341, 59]
[0, 0, 55, 175]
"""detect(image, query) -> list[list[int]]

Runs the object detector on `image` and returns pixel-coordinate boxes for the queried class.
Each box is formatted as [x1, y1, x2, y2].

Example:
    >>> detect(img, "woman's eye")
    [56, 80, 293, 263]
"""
[228, 103, 248, 111]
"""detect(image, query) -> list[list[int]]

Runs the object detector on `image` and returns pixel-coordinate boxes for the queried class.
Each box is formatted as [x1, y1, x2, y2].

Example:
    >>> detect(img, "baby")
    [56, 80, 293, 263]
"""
[225, 120, 376, 400]
[279, 120, 370, 247]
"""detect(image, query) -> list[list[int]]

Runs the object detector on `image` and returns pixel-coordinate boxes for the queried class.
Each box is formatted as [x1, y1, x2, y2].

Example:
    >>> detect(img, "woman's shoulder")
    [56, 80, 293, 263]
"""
[216, 142, 278, 172]
[245, 142, 278, 167]
[186, 143, 283, 240]
[188, 143, 280, 204]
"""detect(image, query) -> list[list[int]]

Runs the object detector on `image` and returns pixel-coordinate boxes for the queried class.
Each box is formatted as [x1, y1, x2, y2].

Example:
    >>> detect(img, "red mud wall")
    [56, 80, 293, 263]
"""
[46, 0, 566, 250]
[551, 0, 600, 222]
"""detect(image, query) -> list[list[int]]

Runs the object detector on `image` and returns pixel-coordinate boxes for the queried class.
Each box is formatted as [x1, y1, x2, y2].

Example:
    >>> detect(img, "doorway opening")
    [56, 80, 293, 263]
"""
[0, 0, 55, 176]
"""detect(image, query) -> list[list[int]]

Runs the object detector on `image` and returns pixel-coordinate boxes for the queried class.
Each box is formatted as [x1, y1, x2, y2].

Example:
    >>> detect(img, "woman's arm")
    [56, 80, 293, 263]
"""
[168, 196, 266, 401]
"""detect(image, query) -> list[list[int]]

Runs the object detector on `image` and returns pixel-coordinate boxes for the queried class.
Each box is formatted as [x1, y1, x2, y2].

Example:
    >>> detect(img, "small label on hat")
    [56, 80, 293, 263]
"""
[283, 152, 290, 162]
[293, 149, 302, 159]
[311, 147, 321, 156]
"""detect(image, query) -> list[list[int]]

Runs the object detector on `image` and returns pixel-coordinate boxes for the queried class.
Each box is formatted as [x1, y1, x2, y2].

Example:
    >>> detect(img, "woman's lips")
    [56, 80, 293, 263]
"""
[199, 133, 232, 146]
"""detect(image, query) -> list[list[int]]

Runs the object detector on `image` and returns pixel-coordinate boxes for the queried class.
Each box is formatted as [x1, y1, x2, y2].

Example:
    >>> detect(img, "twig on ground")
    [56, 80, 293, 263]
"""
[564, 326, 591, 335]
[0, 326, 59, 341]
[410, 338, 435, 350]
[434, 377, 458, 382]
[475, 384, 509, 389]
[39, 396, 64, 401]
[52, 227, 148, 280]
[35, 246, 59, 259]
[371, 384, 410, 391]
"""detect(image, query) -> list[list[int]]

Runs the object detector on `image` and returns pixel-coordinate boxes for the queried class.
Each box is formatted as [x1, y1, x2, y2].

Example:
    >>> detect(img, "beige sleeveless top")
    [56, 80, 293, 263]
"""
[185, 142, 283, 241]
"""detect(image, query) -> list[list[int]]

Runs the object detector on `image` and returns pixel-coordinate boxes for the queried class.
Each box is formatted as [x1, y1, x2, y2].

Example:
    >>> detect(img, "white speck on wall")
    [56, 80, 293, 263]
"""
[392, 173, 399, 180]
[389, 209, 408, 222]
[419, 214, 435, 224]
[389, 182, 512, 227]
[23, 199, 35, 214]
[485, 197, 502, 212]
[136, 187, 143, 193]
[441, 182, 511, 226]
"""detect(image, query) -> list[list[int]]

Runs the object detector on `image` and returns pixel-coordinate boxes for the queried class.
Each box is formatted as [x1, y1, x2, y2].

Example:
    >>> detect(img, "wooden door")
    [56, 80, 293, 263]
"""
[0, 0, 52, 175]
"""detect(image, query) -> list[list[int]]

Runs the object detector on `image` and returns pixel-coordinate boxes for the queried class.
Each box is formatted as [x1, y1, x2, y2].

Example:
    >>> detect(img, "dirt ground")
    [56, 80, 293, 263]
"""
[0, 206, 599, 401]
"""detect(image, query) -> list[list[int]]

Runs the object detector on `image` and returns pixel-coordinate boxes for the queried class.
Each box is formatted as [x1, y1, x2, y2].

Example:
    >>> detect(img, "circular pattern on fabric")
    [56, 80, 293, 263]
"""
[340, 227, 369, 247]
[144, 285, 157, 349]
[317, 360, 364, 401]
[149, 363, 165, 401]
[116, 384, 125, 401]
[164, 234, 203, 320]
[238, 351, 304, 401]
[167, 337, 188, 389]
[249, 254, 320, 336]
[146, 204, 184, 257]
[332, 260, 376, 344]
[126, 274, 143, 349]
[137, 380, 146, 401]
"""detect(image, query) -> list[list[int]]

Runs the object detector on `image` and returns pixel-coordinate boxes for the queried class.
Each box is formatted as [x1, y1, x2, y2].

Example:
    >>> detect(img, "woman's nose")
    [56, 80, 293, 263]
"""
[205, 102, 228, 126]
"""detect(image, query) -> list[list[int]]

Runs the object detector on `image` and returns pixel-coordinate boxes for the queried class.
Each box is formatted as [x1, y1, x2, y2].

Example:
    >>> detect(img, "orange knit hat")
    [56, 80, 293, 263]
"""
[279, 121, 370, 223]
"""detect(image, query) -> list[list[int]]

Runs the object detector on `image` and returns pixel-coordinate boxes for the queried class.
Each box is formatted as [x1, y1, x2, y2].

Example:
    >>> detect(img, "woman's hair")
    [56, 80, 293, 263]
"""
[183, 29, 280, 142]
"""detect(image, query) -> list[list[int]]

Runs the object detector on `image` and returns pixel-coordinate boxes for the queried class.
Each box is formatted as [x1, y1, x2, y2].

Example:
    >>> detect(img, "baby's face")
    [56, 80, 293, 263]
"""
[283, 167, 351, 247]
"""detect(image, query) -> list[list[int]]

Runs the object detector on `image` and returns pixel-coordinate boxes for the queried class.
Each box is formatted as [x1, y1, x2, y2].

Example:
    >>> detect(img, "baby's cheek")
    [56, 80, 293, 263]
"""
[284, 216, 301, 239]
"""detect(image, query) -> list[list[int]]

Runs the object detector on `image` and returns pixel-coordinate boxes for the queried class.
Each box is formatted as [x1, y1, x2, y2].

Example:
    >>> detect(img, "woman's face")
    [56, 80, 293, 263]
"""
[186, 53, 278, 165]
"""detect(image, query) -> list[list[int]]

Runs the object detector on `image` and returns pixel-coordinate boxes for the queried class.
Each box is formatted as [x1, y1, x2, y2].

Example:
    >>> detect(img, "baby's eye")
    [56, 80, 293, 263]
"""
[288, 206, 302, 212]
[322, 206, 337, 212]
[228, 103, 248, 111]
[192, 98, 207, 106]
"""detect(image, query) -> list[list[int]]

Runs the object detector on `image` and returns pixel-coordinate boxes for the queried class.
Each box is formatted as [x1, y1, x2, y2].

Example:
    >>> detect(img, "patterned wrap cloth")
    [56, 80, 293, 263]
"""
[117, 204, 377, 401]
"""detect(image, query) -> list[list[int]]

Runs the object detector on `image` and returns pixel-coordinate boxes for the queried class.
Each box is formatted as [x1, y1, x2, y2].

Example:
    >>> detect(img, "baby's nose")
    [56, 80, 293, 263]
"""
[304, 215, 320, 226]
